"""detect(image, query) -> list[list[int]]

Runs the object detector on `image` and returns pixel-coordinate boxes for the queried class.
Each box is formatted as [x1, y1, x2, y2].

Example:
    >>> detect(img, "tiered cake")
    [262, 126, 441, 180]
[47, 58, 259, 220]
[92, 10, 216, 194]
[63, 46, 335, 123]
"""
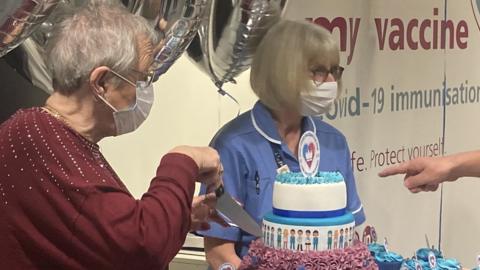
[239, 172, 377, 269]
[262, 171, 355, 251]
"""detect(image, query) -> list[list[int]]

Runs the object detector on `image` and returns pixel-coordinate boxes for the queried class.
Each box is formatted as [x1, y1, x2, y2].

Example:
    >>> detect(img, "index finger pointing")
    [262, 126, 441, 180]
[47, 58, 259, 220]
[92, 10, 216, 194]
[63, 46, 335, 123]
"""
[378, 162, 410, 178]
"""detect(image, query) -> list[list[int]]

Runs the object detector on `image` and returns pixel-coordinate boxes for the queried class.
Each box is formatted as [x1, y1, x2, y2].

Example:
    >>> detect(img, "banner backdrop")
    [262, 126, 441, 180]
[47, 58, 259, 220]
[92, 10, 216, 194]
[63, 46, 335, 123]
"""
[283, 0, 480, 265]
[99, 0, 480, 267]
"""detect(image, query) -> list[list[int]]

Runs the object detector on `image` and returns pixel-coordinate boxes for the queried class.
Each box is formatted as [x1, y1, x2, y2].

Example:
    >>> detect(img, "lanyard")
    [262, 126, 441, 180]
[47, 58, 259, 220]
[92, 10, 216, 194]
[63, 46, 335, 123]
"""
[253, 143, 286, 195]
[253, 143, 291, 195]
[269, 142, 286, 169]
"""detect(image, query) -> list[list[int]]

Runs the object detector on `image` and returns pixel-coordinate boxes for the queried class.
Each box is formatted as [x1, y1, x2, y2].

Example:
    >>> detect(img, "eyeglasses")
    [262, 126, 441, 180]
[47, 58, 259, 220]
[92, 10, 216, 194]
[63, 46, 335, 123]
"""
[130, 69, 156, 86]
[310, 66, 344, 85]
[109, 68, 156, 87]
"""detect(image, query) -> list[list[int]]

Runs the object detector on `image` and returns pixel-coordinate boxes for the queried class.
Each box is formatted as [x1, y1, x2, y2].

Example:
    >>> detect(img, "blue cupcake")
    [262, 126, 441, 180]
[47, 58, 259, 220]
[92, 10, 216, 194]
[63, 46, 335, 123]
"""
[436, 258, 461, 270]
[375, 251, 404, 270]
[416, 248, 443, 261]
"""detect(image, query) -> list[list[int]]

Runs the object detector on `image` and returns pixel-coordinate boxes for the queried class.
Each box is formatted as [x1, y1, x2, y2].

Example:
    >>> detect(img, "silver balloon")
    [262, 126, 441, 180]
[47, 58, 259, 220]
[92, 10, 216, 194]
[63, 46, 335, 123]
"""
[126, 0, 209, 79]
[11, 0, 86, 93]
[186, 0, 288, 89]
[3, 0, 209, 93]
[0, 0, 60, 57]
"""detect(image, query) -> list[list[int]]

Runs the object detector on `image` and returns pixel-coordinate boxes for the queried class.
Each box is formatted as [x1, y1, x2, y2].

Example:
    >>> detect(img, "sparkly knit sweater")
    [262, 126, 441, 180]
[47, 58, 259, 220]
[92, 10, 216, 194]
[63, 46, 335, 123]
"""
[0, 108, 196, 270]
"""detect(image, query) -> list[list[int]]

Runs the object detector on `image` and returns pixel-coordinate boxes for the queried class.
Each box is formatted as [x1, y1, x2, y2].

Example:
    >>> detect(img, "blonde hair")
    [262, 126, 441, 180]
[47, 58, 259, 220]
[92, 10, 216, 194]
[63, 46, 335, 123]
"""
[250, 19, 340, 111]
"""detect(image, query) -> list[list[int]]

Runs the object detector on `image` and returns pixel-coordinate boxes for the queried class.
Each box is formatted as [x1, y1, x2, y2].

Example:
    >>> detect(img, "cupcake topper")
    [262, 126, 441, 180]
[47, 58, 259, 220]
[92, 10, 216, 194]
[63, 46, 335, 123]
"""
[413, 253, 423, 270]
[383, 237, 389, 253]
[428, 251, 437, 269]
[414, 256, 423, 270]
[298, 131, 320, 177]
[371, 227, 378, 243]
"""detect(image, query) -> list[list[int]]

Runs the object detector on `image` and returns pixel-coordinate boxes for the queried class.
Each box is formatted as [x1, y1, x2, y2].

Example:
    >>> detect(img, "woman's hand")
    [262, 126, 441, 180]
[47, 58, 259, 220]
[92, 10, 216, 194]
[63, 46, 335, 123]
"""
[190, 193, 229, 232]
[169, 146, 223, 191]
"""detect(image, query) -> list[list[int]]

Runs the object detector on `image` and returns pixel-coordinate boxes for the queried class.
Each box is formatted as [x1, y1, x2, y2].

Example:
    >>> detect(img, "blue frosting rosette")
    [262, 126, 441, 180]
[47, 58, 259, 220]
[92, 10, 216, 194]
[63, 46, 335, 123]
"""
[402, 257, 461, 270]
[436, 258, 462, 270]
[275, 171, 344, 184]
[368, 243, 387, 256]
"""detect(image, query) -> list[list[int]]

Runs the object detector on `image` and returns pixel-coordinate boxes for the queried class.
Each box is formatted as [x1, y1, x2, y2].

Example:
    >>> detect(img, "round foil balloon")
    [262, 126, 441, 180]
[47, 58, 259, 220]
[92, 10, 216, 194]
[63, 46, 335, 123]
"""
[3, 0, 209, 93]
[0, 0, 61, 57]
[187, 0, 288, 89]
[126, 0, 209, 80]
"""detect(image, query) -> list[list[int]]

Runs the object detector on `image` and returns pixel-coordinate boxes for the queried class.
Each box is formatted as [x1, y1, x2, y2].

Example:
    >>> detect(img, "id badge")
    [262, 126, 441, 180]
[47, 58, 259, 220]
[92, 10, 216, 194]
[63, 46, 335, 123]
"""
[277, 164, 290, 174]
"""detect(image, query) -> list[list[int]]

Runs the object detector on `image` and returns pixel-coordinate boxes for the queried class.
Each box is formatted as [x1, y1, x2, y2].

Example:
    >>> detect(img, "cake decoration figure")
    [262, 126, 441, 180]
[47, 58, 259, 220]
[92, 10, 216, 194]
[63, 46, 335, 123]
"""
[304, 230, 311, 251]
[297, 229, 304, 251]
[312, 230, 319, 251]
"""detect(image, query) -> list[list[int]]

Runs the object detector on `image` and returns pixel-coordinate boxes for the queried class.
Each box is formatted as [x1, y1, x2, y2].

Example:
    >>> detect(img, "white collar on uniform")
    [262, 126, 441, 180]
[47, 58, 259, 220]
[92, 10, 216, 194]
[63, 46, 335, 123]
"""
[250, 101, 317, 145]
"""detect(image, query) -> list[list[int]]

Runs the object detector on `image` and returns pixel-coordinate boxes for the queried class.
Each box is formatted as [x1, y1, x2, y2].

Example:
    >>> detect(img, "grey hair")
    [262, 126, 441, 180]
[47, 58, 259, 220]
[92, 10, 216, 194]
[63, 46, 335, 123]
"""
[46, 0, 158, 93]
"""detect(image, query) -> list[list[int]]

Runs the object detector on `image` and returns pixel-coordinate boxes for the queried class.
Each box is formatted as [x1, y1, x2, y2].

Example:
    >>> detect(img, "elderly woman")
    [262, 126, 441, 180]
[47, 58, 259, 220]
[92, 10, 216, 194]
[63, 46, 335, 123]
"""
[197, 19, 366, 269]
[0, 1, 222, 270]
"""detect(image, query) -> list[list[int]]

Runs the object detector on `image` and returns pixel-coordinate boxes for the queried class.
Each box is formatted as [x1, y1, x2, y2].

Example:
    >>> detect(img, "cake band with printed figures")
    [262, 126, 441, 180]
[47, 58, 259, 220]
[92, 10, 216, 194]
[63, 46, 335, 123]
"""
[262, 171, 355, 252]
[262, 213, 355, 251]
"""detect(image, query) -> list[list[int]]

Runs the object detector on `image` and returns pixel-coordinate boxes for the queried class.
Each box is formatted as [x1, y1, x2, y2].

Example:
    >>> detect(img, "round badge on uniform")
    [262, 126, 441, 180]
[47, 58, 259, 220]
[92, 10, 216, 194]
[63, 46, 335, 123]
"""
[218, 263, 236, 270]
[298, 131, 320, 177]
[428, 251, 437, 268]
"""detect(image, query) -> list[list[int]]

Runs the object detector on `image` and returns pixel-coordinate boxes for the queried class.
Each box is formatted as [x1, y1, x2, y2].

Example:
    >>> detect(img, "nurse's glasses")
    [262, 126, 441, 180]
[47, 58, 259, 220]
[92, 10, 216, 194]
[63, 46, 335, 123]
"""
[310, 65, 344, 85]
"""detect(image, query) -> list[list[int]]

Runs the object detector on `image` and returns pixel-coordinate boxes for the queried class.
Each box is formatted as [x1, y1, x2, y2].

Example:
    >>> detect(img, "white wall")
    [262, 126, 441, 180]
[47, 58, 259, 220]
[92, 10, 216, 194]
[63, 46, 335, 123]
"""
[99, 56, 257, 197]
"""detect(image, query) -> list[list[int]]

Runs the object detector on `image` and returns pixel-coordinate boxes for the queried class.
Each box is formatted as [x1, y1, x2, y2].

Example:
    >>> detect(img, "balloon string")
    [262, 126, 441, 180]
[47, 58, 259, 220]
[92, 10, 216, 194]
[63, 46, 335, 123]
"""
[217, 87, 241, 117]
[438, 0, 447, 252]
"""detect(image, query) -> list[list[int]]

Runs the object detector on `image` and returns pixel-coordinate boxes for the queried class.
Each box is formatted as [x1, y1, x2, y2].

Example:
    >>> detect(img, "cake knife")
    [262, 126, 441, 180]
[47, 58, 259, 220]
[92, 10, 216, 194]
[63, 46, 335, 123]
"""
[215, 185, 262, 237]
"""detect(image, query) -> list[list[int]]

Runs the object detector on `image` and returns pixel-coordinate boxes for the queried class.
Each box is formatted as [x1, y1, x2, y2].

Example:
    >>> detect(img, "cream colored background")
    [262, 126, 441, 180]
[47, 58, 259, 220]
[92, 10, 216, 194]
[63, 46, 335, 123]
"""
[100, 0, 480, 268]
[99, 55, 256, 197]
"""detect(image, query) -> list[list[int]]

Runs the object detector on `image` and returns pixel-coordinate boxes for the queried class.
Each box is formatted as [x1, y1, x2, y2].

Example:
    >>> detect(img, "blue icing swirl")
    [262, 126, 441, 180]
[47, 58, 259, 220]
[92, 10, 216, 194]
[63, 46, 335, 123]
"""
[436, 258, 461, 270]
[368, 243, 386, 255]
[375, 251, 404, 263]
[276, 171, 344, 184]
[403, 257, 460, 270]
[403, 259, 429, 270]
[416, 248, 443, 261]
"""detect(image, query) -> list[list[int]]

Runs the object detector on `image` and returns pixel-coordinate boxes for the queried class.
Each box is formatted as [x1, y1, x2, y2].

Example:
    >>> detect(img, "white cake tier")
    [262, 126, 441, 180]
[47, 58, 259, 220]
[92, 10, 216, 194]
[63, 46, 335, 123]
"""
[272, 181, 347, 214]
[262, 212, 355, 252]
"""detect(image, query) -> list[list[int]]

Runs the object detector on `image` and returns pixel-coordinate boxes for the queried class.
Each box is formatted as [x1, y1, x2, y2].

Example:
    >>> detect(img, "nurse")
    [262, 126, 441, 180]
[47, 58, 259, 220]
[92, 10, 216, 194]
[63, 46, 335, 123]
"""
[197, 19, 366, 269]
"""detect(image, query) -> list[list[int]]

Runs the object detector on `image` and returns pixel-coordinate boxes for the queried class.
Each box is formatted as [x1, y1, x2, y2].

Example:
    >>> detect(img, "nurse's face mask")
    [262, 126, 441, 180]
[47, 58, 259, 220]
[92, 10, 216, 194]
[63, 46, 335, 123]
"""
[300, 66, 344, 117]
[97, 69, 155, 135]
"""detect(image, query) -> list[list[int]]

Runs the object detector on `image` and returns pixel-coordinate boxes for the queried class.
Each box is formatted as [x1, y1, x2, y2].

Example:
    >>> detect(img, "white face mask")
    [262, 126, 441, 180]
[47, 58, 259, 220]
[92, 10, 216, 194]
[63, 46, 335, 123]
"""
[300, 81, 337, 117]
[98, 80, 154, 135]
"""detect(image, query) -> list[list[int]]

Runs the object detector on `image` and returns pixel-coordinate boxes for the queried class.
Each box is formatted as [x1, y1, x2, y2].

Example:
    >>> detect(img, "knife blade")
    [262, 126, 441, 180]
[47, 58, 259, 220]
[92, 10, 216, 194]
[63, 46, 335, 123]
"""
[215, 185, 262, 237]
